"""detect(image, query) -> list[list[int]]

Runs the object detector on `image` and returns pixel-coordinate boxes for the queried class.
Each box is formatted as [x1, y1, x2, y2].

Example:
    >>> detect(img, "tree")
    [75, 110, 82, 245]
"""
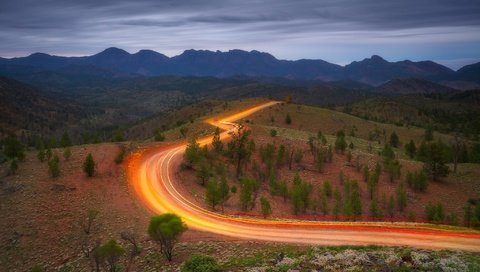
[60, 131, 72, 147]
[270, 129, 277, 137]
[218, 177, 230, 213]
[318, 188, 328, 215]
[334, 131, 347, 154]
[405, 140, 416, 159]
[184, 138, 200, 167]
[181, 254, 220, 272]
[114, 146, 126, 164]
[37, 149, 46, 162]
[333, 188, 342, 220]
[322, 180, 332, 197]
[367, 173, 379, 200]
[180, 127, 189, 138]
[424, 127, 434, 141]
[370, 197, 383, 219]
[4, 134, 25, 160]
[48, 155, 60, 178]
[285, 113, 292, 124]
[291, 173, 312, 214]
[362, 165, 370, 182]
[83, 153, 95, 177]
[425, 202, 444, 224]
[229, 125, 252, 177]
[422, 141, 450, 181]
[406, 170, 428, 192]
[63, 147, 72, 161]
[385, 159, 401, 182]
[148, 214, 187, 261]
[206, 180, 221, 210]
[96, 240, 124, 272]
[388, 194, 395, 219]
[276, 145, 286, 168]
[239, 177, 258, 211]
[389, 131, 399, 148]
[464, 205, 473, 227]
[396, 182, 407, 212]
[260, 197, 272, 218]
[154, 129, 165, 141]
[450, 134, 463, 173]
[197, 163, 212, 186]
[9, 159, 18, 175]
[277, 179, 289, 202]
[211, 127, 223, 153]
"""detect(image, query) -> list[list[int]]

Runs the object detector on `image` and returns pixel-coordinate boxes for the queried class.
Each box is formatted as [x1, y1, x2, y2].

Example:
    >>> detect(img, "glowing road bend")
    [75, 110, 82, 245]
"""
[127, 100, 480, 251]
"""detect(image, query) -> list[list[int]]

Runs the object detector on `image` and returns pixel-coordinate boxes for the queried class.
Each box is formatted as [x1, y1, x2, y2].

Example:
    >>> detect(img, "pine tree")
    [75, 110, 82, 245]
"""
[211, 127, 223, 153]
[83, 153, 95, 177]
[405, 140, 416, 159]
[389, 131, 399, 148]
[260, 197, 272, 218]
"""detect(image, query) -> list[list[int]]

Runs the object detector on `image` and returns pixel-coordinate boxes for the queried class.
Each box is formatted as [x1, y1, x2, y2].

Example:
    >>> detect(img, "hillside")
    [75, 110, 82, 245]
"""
[374, 78, 458, 95]
[0, 77, 87, 136]
[343, 91, 480, 137]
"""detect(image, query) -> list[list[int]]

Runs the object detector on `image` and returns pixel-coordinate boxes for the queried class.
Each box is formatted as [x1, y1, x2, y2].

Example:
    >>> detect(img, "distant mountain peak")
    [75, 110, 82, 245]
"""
[369, 55, 387, 62]
[95, 47, 130, 57]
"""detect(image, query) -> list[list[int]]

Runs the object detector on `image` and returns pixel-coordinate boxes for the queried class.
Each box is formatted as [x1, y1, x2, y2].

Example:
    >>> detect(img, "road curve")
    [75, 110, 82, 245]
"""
[126, 101, 480, 251]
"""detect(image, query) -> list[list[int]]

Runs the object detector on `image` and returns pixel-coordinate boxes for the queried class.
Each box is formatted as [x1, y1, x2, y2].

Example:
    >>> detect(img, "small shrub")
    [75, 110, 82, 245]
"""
[181, 254, 220, 272]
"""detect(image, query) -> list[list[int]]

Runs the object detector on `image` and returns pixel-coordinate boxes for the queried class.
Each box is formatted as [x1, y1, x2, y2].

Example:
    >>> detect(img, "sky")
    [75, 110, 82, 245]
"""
[1, 0, 480, 70]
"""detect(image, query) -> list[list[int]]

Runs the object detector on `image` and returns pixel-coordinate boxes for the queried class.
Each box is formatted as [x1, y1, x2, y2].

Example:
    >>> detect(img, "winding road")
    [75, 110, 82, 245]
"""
[127, 100, 480, 251]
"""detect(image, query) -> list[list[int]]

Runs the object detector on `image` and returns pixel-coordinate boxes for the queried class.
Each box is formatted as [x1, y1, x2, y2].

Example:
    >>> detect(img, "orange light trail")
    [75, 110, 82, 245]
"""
[126, 100, 480, 251]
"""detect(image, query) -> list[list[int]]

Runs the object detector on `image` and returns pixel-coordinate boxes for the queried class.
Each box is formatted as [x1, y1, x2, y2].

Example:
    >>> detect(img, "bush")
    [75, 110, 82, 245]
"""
[114, 147, 126, 164]
[181, 254, 220, 272]
[48, 155, 60, 178]
[83, 153, 95, 177]
[270, 129, 277, 137]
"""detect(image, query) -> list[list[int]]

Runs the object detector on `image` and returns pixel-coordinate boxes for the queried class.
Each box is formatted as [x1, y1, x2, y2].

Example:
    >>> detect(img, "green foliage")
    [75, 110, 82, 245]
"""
[228, 125, 252, 177]
[270, 129, 277, 137]
[37, 149, 46, 162]
[239, 177, 258, 211]
[31, 264, 44, 272]
[404, 140, 416, 159]
[230, 185, 237, 193]
[425, 202, 445, 224]
[211, 127, 223, 153]
[464, 205, 473, 227]
[48, 155, 60, 178]
[388, 194, 395, 219]
[421, 141, 450, 181]
[148, 214, 187, 261]
[424, 127, 434, 141]
[276, 144, 286, 167]
[180, 126, 189, 138]
[96, 239, 125, 272]
[114, 146, 125, 164]
[277, 179, 289, 202]
[9, 159, 18, 175]
[154, 129, 165, 141]
[219, 177, 230, 211]
[3, 134, 25, 160]
[362, 165, 370, 183]
[369, 197, 383, 219]
[291, 173, 313, 214]
[181, 254, 220, 272]
[381, 143, 395, 162]
[60, 131, 72, 147]
[334, 130, 347, 154]
[406, 170, 428, 192]
[389, 131, 399, 148]
[322, 180, 332, 198]
[184, 138, 200, 167]
[285, 113, 292, 124]
[206, 179, 221, 210]
[333, 188, 342, 220]
[344, 180, 362, 220]
[367, 173, 379, 200]
[260, 197, 272, 218]
[384, 159, 401, 182]
[63, 147, 72, 161]
[293, 148, 303, 163]
[83, 153, 95, 177]
[396, 182, 407, 212]
[197, 163, 213, 186]
[318, 187, 329, 215]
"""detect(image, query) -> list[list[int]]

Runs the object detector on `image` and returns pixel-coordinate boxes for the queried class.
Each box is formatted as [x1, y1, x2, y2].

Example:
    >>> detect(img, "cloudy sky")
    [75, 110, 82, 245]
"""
[1, 0, 479, 69]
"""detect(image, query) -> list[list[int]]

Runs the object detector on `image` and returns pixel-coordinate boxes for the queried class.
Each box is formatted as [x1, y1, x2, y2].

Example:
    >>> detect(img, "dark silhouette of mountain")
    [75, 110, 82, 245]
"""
[375, 78, 458, 95]
[0, 76, 87, 134]
[454, 62, 480, 83]
[0, 48, 477, 86]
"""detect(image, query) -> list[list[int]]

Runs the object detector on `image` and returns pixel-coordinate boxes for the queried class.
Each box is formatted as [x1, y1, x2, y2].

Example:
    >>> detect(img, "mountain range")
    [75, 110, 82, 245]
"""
[1, 48, 479, 86]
